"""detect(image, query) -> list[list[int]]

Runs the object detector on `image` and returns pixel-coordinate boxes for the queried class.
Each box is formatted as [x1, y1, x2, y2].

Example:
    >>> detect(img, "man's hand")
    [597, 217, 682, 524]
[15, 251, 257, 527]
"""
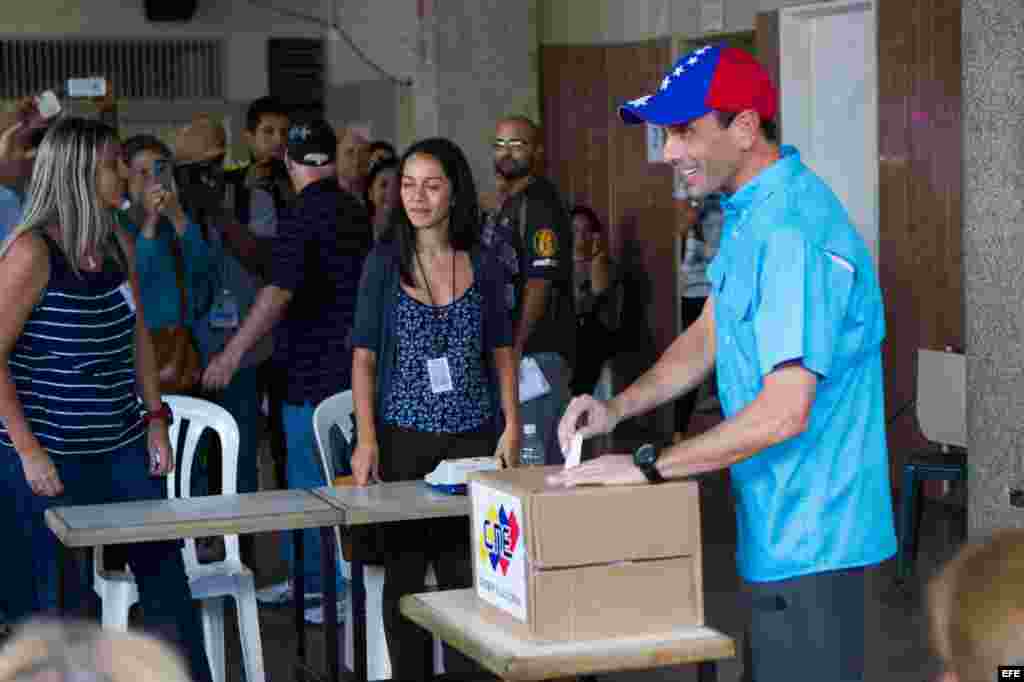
[557, 394, 620, 458]
[20, 448, 64, 497]
[202, 348, 241, 391]
[494, 423, 521, 468]
[545, 454, 645, 488]
[351, 441, 380, 486]
[147, 422, 175, 476]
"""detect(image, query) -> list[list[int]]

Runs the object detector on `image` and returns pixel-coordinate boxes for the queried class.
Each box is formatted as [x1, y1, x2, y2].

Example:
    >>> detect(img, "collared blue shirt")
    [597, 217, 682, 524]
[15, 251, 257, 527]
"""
[708, 146, 896, 582]
[0, 186, 22, 242]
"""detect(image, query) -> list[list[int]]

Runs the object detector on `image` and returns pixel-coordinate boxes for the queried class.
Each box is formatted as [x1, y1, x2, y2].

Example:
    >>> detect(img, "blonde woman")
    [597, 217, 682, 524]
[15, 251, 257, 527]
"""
[0, 619, 192, 682]
[0, 118, 211, 682]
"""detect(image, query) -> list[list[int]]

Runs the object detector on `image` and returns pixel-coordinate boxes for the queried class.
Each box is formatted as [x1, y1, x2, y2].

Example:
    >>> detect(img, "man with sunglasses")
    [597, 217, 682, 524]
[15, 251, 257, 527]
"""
[483, 116, 574, 467]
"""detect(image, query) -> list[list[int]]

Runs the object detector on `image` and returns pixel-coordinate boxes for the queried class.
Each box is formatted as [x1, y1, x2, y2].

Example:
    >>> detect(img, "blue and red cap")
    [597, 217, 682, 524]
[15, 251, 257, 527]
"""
[618, 44, 778, 127]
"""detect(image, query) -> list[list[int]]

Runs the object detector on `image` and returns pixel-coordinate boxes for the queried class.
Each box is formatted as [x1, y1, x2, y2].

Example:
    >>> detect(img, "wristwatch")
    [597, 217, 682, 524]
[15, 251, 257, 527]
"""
[141, 402, 174, 426]
[633, 443, 665, 484]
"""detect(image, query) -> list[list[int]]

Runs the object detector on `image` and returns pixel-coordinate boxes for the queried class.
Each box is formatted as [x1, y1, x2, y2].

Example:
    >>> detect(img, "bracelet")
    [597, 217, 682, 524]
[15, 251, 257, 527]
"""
[141, 402, 173, 425]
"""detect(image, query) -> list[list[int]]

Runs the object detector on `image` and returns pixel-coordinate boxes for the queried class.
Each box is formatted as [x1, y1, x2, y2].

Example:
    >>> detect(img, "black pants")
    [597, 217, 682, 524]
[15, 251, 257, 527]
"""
[377, 423, 497, 682]
[675, 296, 708, 434]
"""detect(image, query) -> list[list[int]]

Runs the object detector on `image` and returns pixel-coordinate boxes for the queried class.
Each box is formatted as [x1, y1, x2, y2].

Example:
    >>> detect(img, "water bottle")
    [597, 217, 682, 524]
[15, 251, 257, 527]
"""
[520, 423, 546, 467]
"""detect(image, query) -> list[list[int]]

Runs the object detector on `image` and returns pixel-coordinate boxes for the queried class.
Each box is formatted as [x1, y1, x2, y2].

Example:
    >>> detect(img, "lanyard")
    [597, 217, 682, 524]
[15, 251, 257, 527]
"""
[414, 248, 456, 356]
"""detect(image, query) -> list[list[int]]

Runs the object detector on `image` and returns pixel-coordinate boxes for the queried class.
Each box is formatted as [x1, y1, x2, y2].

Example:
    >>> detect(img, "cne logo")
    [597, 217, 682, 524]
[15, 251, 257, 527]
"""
[480, 504, 520, 575]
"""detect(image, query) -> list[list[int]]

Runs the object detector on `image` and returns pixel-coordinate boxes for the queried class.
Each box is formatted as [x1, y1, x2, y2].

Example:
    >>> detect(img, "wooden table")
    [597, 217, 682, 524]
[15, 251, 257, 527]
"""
[45, 489, 345, 682]
[401, 589, 736, 681]
[311, 481, 471, 682]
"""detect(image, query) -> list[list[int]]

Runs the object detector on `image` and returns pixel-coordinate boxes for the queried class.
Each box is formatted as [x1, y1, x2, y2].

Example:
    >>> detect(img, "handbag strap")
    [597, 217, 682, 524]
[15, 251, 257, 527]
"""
[167, 231, 188, 328]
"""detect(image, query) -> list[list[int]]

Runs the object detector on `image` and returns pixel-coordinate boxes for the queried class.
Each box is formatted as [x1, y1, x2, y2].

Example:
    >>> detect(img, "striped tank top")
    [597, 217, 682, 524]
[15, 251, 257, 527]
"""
[0, 234, 145, 456]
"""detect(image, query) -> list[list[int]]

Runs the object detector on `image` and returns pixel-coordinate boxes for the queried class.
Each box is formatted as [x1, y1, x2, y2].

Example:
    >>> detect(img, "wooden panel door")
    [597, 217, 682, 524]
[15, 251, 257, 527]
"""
[541, 39, 675, 444]
[540, 45, 611, 226]
[760, 0, 963, 484]
[877, 0, 963, 480]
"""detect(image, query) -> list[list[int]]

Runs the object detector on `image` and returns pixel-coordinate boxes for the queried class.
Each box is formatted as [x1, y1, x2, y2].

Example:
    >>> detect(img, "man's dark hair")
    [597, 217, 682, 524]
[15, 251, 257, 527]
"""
[569, 204, 604, 236]
[364, 157, 398, 219]
[387, 137, 480, 287]
[245, 96, 289, 132]
[368, 140, 396, 161]
[714, 110, 778, 143]
[122, 134, 171, 163]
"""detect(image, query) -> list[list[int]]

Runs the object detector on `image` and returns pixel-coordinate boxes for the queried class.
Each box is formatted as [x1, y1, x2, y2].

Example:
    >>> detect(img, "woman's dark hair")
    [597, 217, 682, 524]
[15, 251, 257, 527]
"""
[245, 95, 289, 131]
[122, 134, 171, 164]
[569, 204, 603, 236]
[714, 110, 778, 143]
[388, 137, 480, 287]
[368, 140, 397, 162]
[363, 157, 398, 219]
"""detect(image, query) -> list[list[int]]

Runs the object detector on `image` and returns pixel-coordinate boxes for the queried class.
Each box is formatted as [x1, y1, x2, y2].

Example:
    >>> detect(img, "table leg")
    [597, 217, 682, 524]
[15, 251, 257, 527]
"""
[321, 527, 339, 682]
[294, 529, 306, 672]
[697, 661, 717, 682]
[352, 553, 367, 682]
[56, 542, 67, 615]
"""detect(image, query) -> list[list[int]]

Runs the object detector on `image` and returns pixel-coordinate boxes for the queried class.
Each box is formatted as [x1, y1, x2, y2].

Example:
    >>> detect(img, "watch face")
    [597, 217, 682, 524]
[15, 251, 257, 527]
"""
[636, 443, 657, 467]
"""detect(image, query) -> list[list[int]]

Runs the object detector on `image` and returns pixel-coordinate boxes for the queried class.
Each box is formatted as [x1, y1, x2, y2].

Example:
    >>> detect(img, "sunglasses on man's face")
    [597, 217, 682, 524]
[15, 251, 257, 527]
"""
[493, 138, 530, 151]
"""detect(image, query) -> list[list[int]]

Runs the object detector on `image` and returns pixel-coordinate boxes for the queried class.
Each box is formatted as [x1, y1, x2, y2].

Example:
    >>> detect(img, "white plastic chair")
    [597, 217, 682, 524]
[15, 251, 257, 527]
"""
[312, 390, 443, 680]
[93, 395, 265, 682]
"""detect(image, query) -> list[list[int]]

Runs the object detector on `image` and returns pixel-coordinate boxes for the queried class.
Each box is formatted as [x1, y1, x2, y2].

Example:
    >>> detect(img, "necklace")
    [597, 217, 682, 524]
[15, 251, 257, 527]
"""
[414, 248, 456, 356]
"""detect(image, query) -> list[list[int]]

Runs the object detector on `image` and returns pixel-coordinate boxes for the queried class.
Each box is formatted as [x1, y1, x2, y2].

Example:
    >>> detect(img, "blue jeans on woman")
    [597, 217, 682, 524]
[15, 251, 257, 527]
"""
[0, 440, 213, 682]
[279, 402, 347, 595]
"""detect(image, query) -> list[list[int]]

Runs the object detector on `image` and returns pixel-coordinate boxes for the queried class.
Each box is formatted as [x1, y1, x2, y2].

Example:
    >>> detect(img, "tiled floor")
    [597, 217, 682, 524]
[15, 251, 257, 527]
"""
[214, 415, 966, 681]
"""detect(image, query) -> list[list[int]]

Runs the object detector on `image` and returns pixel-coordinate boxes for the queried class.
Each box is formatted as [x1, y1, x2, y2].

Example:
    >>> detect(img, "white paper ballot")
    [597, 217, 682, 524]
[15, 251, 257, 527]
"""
[519, 357, 551, 403]
[564, 433, 583, 469]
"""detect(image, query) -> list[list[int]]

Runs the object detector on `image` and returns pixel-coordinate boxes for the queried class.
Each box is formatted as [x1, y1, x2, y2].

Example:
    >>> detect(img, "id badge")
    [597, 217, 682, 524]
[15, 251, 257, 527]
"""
[427, 357, 454, 394]
[519, 356, 551, 403]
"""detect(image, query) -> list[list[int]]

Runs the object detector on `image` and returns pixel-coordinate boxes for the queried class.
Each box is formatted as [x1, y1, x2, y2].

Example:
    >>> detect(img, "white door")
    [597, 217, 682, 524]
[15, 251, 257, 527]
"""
[779, 0, 878, 265]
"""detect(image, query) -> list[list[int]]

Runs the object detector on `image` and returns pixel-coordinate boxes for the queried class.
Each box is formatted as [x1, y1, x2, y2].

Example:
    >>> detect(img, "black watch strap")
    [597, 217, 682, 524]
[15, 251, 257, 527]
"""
[634, 443, 665, 484]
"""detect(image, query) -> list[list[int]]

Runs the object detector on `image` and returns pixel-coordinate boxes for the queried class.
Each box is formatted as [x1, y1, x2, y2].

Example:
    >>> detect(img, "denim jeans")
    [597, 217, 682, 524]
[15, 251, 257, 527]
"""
[279, 402, 347, 595]
[0, 440, 213, 682]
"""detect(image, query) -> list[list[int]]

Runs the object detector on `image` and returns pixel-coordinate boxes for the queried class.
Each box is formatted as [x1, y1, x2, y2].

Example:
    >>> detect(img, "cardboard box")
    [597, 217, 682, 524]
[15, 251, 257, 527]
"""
[469, 466, 703, 641]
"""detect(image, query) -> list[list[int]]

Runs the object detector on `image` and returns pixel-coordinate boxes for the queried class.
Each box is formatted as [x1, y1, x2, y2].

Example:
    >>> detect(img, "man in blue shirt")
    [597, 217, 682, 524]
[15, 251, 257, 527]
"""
[552, 44, 895, 682]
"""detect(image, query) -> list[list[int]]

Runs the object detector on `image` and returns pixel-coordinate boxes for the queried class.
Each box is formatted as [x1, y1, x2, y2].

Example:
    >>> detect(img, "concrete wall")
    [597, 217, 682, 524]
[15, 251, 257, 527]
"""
[963, 0, 1024, 537]
[432, 0, 539, 193]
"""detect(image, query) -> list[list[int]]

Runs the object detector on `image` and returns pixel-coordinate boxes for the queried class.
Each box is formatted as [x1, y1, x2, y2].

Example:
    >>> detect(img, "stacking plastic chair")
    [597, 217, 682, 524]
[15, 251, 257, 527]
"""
[312, 390, 443, 680]
[93, 395, 265, 682]
[896, 349, 968, 583]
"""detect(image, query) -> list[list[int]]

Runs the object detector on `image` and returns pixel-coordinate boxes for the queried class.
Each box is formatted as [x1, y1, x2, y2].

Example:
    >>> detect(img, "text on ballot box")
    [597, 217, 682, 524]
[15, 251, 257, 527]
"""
[1001, 667, 1024, 679]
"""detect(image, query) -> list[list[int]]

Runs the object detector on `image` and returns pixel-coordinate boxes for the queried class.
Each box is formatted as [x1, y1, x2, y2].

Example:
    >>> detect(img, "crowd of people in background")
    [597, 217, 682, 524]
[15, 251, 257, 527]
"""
[0, 41, 1016, 682]
[0, 87, 592, 679]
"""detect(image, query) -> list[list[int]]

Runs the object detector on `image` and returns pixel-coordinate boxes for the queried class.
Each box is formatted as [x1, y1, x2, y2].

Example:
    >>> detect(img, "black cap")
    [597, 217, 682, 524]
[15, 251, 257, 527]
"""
[286, 119, 337, 167]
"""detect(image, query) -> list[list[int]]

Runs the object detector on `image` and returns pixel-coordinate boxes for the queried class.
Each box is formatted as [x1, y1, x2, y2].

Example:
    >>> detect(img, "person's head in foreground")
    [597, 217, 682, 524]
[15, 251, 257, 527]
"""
[617, 43, 779, 200]
[0, 619, 191, 682]
[928, 528, 1024, 682]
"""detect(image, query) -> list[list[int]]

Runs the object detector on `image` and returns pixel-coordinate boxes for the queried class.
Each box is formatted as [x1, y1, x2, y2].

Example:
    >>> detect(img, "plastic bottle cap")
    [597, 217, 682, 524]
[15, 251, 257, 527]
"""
[523, 424, 536, 436]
